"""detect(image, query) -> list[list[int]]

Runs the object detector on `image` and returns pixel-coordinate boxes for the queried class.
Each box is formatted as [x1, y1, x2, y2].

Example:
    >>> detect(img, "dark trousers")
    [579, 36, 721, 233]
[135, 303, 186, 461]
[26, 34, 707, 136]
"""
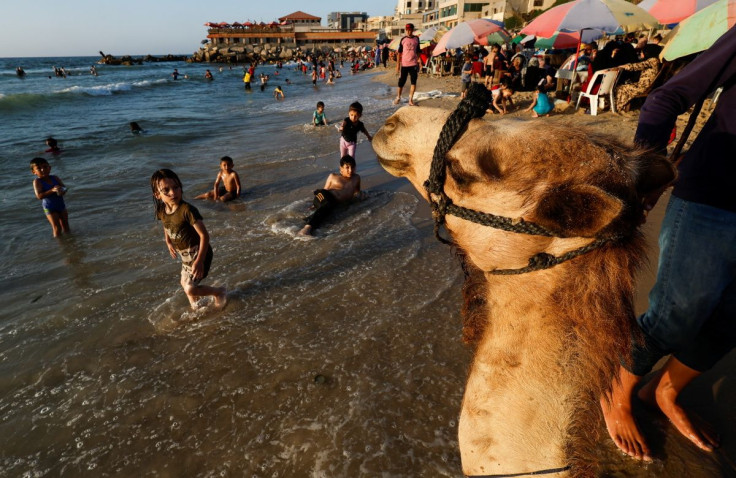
[305, 189, 337, 229]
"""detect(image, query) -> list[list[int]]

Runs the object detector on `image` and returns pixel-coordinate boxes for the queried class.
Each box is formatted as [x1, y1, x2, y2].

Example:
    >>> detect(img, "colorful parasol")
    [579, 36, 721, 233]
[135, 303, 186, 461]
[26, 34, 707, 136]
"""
[660, 0, 736, 60]
[520, 0, 659, 38]
[432, 19, 508, 55]
[637, 0, 719, 25]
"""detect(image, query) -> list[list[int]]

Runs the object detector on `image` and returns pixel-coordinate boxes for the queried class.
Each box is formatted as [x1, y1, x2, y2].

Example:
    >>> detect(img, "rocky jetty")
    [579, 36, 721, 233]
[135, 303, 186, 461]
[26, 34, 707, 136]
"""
[97, 51, 188, 65]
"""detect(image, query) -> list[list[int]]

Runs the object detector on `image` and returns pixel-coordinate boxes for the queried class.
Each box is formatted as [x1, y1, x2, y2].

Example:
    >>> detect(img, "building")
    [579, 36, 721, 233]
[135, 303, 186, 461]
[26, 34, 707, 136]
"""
[482, 0, 557, 23]
[434, 0, 492, 28]
[327, 12, 369, 30]
[204, 10, 376, 54]
[395, 0, 438, 15]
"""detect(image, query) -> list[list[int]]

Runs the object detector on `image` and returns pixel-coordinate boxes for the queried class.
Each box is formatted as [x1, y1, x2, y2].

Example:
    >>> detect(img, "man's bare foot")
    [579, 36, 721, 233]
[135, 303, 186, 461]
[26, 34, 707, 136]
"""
[652, 358, 720, 452]
[297, 224, 312, 236]
[601, 366, 652, 461]
[392, 97, 400, 105]
[214, 288, 227, 309]
[408, 101, 416, 106]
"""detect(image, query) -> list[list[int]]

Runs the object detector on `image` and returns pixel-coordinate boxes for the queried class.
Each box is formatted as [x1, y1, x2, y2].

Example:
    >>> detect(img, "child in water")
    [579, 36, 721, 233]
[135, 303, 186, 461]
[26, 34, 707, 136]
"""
[273, 85, 285, 99]
[30, 157, 70, 237]
[298, 155, 363, 237]
[524, 84, 553, 117]
[338, 102, 372, 160]
[313, 101, 328, 126]
[195, 156, 241, 202]
[45, 137, 61, 154]
[152, 169, 226, 309]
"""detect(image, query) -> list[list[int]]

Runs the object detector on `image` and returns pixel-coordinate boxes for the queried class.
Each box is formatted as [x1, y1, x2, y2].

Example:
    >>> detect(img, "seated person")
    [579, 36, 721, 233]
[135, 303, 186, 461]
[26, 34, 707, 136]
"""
[195, 156, 241, 202]
[612, 47, 662, 112]
[524, 84, 553, 117]
[298, 155, 363, 236]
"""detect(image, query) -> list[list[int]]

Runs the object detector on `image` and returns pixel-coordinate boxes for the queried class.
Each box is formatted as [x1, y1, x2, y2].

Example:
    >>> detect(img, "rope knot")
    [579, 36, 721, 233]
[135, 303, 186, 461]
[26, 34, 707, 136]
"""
[527, 252, 557, 270]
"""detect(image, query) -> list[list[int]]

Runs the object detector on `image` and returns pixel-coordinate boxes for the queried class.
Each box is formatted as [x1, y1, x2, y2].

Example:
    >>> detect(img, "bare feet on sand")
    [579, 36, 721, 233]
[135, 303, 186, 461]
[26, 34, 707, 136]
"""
[297, 224, 312, 236]
[600, 366, 652, 461]
[638, 358, 720, 452]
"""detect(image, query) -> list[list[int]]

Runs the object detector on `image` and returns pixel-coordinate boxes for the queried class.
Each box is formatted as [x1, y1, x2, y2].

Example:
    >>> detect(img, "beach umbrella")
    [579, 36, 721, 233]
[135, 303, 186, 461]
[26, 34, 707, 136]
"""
[419, 26, 448, 43]
[432, 19, 508, 55]
[659, 0, 736, 60]
[231, 22, 242, 27]
[520, 0, 659, 38]
[485, 30, 512, 45]
[637, 0, 719, 25]
[523, 29, 603, 49]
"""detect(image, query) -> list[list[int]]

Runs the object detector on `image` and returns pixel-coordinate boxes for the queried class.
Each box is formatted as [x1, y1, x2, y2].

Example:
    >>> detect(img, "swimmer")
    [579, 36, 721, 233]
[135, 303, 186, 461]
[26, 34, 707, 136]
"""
[298, 155, 363, 237]
[130, 122, 144, 134]
[205, 69, 213, 80]
[194, 156, 241, 202]
[45, 137, 61, 154]
[274, 85, 285, 100]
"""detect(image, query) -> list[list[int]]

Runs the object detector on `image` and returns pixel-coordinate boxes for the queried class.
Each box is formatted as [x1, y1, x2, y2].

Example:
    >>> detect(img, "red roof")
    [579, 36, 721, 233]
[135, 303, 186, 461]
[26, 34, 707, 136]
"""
[278, 11, 321, 21]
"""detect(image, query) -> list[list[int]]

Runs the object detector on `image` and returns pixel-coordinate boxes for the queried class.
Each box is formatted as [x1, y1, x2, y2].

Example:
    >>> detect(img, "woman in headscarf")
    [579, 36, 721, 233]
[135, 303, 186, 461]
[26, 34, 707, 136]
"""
[612, 47, 662, 112]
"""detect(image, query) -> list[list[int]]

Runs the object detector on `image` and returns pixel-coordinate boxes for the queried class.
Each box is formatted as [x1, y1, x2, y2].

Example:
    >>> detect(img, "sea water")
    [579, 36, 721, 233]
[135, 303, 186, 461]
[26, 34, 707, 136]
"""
[0, 57, 470, 476]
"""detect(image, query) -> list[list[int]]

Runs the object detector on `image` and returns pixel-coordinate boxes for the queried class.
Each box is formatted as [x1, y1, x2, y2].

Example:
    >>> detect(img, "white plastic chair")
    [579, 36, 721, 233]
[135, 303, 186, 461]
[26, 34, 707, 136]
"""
[575, 69, 620, 116]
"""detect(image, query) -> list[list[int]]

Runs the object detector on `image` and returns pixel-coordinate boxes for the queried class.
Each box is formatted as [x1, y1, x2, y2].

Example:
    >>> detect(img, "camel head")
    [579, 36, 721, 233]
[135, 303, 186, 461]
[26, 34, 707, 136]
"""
[373, 106, 676, 274]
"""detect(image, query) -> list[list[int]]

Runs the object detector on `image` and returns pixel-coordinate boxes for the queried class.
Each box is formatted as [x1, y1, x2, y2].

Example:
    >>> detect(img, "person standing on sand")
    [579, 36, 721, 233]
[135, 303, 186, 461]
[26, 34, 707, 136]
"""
[601, 25, 736, 462]
[394, 23, 421, 106]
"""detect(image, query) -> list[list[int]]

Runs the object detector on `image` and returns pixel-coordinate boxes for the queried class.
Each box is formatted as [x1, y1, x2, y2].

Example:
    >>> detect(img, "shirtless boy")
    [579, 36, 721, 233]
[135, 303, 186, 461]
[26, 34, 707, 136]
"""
[195, 156, 241, 202]
[298, 155, 363, 236]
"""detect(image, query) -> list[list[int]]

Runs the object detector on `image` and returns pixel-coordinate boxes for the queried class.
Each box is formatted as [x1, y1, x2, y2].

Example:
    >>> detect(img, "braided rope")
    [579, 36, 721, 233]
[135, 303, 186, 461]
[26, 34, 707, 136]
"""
[423, 83, 626, 273]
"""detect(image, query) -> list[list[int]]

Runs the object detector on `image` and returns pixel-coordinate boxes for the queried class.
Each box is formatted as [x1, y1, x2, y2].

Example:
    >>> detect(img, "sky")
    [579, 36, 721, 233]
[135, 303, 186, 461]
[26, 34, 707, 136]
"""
[0, 0, 398, 58]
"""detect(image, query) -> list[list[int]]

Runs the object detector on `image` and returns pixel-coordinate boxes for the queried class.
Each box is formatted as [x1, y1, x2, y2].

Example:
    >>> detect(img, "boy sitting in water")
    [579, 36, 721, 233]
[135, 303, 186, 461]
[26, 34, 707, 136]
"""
[195, 156, 241, 202]
[313, 101, 328, 126]
[298, 155, 363, 237]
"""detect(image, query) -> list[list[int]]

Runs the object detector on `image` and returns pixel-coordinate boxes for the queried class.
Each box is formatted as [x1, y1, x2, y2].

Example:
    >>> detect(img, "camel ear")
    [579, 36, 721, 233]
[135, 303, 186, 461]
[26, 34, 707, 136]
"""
[636, 155, 677, 195]
[535, 184, 623, 237]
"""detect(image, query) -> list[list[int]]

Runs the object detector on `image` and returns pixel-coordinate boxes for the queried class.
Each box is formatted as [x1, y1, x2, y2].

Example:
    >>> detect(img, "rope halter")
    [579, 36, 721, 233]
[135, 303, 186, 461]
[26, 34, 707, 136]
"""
[423, 83, 624, 275]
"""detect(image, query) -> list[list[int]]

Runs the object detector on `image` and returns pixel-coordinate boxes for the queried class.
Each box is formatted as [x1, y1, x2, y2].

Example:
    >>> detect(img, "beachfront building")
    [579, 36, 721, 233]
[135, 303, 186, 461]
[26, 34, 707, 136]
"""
[395, 0, 437, 14]
[433, 0, 492, 28]
[203, 10, 376, 60]
[327, 12, 369, 30]
[482, 0, 556, 24]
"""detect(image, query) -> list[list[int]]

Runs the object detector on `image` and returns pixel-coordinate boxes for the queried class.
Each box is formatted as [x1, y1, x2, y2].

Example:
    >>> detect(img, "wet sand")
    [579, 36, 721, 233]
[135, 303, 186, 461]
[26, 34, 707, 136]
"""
[368, 69, 736, 476]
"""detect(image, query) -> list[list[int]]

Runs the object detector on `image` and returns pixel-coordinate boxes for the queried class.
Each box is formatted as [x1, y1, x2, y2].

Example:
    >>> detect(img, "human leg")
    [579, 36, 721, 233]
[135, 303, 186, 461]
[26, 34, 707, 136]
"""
[45, 211, 62, 237]
[642, 279, 736, 450]
[601, 367, 651, 461]
[339, 137, 356, 159]
[302, 189, 336, 234]
[604, 196, 736, 458]
[408, 67, 418, 105]
[59, 209, 70, 234]
[395, 67, 409, 103]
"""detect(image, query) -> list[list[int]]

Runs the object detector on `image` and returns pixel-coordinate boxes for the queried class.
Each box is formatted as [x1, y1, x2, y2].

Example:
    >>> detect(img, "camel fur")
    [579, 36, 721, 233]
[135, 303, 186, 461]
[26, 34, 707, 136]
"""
[372, 107, 676, 477]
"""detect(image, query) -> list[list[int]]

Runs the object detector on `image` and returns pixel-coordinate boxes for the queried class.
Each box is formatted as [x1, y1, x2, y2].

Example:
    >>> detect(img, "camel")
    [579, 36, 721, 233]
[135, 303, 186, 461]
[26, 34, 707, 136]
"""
[372, 92, 678, 477]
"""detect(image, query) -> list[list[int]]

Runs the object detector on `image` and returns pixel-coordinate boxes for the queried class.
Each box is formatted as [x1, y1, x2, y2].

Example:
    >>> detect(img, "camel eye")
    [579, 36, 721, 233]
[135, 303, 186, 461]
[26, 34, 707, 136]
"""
[447, 161, 475, 188]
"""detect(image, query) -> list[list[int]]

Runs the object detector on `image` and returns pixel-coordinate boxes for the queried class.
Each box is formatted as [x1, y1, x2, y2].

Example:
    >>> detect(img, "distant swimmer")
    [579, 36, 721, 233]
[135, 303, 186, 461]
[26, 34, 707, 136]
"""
[130, 122, 144, 134]
[298, 155, 364, 237]
[171, 68, 179, 80]
[205, 69, 213, 80]
[273, 85, 285, 100]
[194, 156, 241, 202]
[45, 137, 61, 154]
[16, 66, 26, 77]
[30, 157, 70, 237]
[90, 65, 98, 76]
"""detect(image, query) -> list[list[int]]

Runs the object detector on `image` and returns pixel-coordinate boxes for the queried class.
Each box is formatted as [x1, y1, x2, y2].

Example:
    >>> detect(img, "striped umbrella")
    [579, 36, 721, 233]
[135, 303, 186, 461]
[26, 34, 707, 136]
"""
[660, 0, 736, 60]
[638, 0, 719, 25]
[521, 0, 659, 38]
[522, 29, 603, 49]
[432, 19, 508, 55]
